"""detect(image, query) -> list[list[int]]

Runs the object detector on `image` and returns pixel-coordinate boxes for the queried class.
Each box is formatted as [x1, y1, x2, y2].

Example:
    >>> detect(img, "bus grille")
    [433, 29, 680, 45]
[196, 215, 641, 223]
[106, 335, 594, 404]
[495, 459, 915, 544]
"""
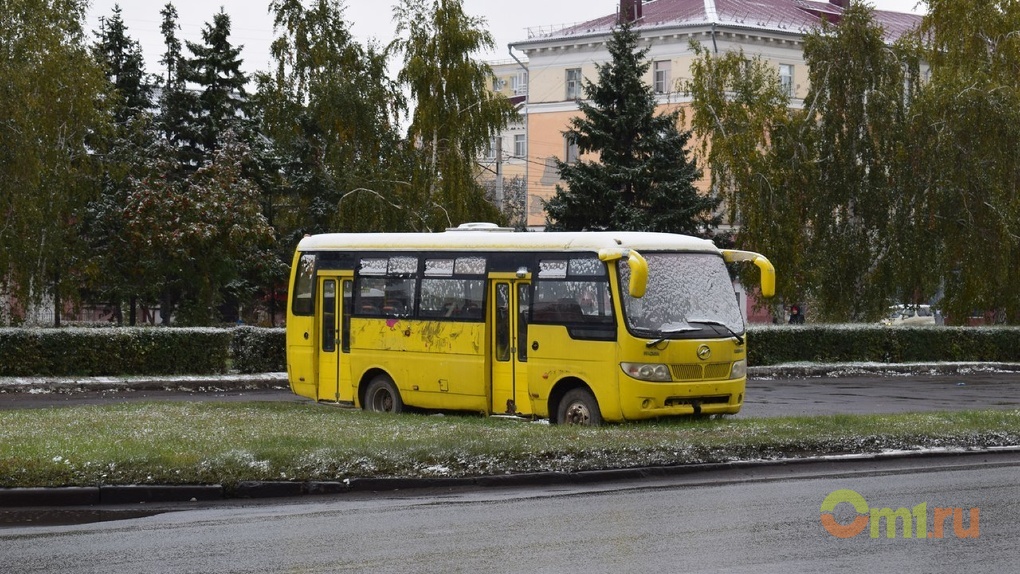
[669, 363, 732, 381]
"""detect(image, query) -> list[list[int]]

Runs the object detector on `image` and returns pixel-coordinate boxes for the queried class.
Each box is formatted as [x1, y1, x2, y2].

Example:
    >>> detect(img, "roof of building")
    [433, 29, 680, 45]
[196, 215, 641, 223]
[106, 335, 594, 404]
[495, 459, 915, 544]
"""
[516, 0, 922, 46]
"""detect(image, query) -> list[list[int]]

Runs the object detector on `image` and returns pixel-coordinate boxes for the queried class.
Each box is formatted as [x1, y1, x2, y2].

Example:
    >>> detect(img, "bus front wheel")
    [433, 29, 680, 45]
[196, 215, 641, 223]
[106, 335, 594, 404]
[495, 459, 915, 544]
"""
[557, 388, 602, 426]
[363, 375, 403, 414]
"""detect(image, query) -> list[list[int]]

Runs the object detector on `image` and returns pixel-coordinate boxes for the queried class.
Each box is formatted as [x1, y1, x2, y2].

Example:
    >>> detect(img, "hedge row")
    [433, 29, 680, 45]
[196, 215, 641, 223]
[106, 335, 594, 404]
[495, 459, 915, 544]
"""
[3, 325, 1018, 377]
[0, 327, 285, 377]
[747, 325, 1020, 366]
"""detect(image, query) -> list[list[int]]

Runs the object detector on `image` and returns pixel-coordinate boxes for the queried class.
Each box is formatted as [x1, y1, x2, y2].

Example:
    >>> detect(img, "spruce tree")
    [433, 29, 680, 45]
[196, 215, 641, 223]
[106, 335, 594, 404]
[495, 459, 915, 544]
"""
[185, 9, 249, 155]
[87, 5, 156, 324]
[92, 5, 153, 124]
[544, 21, 719, 235]
[155, 3, 197, 173]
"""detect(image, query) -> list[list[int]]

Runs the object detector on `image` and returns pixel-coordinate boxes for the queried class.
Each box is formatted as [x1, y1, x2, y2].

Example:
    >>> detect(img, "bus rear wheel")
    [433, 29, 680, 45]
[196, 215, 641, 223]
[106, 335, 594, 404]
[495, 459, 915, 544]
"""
[557, 388, 602, 426]
[364, 375, 403, 414]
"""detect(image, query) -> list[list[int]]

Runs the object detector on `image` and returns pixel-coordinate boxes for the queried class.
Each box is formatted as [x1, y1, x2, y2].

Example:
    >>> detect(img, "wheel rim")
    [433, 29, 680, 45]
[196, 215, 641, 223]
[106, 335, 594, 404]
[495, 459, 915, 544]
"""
[564, 400, 591, 425]
[371, 388, 393, 412]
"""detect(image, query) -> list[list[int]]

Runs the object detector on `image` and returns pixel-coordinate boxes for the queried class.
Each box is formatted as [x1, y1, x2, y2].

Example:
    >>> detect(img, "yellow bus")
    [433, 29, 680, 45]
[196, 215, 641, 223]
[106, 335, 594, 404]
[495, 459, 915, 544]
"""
[285, 223, 774, 424]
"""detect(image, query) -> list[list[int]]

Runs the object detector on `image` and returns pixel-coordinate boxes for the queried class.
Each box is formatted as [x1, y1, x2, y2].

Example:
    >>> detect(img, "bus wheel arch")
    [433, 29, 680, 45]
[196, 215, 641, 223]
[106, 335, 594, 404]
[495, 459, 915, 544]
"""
[361, 371, 403, 414]
[549, 379, 602, 426]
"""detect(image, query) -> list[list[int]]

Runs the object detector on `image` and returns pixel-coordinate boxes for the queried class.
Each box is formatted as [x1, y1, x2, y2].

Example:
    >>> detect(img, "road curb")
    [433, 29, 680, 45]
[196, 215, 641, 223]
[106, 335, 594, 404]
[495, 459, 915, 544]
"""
[0, 373, 289, 394]
[748, 362, 1020, 379]
[4, 447, 1019, 509]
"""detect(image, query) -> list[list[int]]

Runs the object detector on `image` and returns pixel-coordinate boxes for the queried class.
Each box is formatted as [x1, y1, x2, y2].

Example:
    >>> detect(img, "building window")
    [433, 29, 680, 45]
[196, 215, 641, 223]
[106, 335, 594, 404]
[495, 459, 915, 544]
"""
[511, 72, 528, 96]
[654, 60, 671, 94]
[566, 68, 582, 100]
[565, 136, 578, 164]
[779, 64, 794, 97]
[485, 137, 498, 159]
[514, 134, 526, 158]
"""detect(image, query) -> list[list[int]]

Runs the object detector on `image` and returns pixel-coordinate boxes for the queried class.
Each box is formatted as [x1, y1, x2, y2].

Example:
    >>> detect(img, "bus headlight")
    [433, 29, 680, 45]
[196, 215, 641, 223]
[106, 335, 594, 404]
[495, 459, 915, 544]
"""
[621, 362, 672, 382]
[730, 359, 747, 380]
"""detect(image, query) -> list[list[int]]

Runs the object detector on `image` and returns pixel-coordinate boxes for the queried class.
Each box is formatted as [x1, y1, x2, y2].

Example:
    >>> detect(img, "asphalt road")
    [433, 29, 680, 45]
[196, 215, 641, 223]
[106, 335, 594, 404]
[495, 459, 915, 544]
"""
[740, 371, 1020, 417]
[2, 451, 1017, 573]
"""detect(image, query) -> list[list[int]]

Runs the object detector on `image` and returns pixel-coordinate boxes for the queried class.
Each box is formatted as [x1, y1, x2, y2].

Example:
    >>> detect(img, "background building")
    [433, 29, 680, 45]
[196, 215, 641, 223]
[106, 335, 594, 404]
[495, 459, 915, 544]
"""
[488, 0, 921, 228]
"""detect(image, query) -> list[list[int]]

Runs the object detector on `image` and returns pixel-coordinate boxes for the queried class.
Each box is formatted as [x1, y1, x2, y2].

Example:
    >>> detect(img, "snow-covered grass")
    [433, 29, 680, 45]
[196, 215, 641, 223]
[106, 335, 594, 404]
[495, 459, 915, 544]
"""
[1, 402, 1018, 488]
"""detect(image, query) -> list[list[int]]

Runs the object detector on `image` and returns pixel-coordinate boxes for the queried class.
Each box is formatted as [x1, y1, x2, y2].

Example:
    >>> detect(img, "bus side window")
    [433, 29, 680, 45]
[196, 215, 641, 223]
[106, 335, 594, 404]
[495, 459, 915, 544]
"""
[342, 280, 352, 353]
[292, 253, 316, 315]
[518, 283, 530, 362]
[322, 279, 336, 352]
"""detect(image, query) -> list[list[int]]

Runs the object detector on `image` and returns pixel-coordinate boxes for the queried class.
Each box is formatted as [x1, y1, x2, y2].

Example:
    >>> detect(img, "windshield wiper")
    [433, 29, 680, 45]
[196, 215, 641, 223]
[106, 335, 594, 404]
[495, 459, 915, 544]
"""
[644, 326, 700, 348]
[687, 319, 745, 346]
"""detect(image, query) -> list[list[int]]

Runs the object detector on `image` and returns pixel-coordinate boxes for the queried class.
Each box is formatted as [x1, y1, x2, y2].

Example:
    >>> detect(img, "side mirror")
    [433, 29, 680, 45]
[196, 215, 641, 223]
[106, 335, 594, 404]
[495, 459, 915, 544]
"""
[598, 248, 648, 298]
[722, 250, 776, 298]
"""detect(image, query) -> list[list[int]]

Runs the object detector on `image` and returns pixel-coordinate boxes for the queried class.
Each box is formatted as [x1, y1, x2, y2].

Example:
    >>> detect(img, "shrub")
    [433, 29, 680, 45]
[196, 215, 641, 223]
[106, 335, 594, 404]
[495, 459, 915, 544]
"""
[747, 325, 1020, 366]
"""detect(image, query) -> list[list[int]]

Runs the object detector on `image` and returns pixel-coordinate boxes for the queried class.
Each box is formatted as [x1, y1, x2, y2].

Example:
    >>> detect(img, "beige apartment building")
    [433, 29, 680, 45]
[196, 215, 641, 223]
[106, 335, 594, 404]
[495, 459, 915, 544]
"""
[483, 0, 921, 228]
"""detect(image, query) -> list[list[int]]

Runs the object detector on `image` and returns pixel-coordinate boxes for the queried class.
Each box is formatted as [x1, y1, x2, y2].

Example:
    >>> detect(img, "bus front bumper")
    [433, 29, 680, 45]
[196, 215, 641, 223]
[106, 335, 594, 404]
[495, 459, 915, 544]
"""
[619, 377, 745, 420]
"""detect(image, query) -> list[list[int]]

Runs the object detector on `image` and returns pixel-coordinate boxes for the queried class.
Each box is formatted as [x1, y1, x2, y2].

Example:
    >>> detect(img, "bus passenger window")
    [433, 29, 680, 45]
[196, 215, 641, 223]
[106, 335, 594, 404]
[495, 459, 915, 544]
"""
[292, 253, 316, 315]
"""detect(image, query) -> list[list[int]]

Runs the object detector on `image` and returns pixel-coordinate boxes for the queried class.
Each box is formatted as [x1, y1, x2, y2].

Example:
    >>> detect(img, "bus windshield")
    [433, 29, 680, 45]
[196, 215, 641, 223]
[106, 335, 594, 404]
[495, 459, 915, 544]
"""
[619, 252, 744, 336]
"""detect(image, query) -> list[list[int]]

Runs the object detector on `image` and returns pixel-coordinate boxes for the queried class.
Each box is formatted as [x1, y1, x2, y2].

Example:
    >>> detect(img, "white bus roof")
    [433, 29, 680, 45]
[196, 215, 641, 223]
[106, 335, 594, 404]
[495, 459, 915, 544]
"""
[297, 227, 719, 254]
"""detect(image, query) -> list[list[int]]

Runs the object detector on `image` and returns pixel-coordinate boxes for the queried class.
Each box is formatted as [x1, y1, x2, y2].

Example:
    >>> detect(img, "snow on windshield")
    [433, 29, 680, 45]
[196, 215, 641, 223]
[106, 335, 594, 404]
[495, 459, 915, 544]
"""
[619, 253, 744, 334]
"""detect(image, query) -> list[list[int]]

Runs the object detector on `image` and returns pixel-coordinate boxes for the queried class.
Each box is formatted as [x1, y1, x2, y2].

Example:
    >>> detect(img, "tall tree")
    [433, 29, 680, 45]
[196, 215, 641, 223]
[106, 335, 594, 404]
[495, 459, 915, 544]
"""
[907, 0, 1020, 323]
[684, 43, 814, 305]
[800, 1, 911, 321]
[255, 0, 408, 240]
[120, 133, 277, 325]
[155, 2, 197, 173]
[185, 9, 249, 155]
[544, 22, 719, 235]
[87, 5, 156, 324]
[395, 0, 517, 230]
[92, 4, 153, 124]
[0, 0, 110, 325]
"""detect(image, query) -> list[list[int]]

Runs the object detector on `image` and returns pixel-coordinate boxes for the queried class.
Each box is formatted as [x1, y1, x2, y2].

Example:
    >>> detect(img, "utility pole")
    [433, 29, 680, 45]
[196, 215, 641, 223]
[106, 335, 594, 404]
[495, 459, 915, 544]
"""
[495, 135, 504, 211]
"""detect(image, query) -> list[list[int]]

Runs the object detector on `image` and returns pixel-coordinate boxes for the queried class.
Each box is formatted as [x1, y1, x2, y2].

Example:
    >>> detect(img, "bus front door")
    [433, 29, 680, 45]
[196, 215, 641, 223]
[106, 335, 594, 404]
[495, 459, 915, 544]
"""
[316, 275, 354, 403]
[490, 280, 530, 416]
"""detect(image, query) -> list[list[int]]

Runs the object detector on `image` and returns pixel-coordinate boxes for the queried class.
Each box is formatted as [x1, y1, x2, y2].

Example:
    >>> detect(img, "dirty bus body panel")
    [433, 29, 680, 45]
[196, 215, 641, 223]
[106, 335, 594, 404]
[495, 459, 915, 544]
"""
[285, 225, 774, 424]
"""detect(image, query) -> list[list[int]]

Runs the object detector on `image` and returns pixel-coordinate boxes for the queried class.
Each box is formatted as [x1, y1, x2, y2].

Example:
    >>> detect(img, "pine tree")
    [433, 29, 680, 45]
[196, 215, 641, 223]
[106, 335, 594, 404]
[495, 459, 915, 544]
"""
[155, 2, 197, 173]
[544, 21, 719, 235]
[87, 5, 156, 324]
[92, 5, 153, 124]
[185, 9, 249, 156]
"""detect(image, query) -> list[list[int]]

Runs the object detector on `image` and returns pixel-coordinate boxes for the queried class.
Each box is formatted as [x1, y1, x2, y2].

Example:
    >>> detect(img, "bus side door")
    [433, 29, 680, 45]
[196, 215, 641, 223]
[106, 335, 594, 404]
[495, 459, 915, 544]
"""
[316, 274, 354, 403]
[490, 278, 530, 415]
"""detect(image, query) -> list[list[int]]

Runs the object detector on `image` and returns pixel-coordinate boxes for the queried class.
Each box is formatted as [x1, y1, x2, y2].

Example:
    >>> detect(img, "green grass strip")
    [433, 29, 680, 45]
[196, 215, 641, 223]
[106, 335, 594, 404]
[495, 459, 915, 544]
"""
[1, 402, 1018, 488]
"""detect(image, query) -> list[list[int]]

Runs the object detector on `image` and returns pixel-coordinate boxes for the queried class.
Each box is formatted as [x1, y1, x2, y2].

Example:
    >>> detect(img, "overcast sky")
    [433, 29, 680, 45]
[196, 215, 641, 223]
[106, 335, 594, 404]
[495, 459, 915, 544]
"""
[85, 0, 926, 77]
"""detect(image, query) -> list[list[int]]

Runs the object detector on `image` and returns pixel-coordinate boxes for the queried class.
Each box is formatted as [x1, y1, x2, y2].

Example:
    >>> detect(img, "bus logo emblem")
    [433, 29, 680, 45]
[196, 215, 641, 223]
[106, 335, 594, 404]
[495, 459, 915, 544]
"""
[697, 345, 712, 360]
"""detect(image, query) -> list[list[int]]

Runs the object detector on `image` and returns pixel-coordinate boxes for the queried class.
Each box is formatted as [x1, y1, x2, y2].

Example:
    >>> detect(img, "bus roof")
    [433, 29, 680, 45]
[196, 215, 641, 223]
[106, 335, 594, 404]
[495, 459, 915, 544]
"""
[296, 227, 720, 254]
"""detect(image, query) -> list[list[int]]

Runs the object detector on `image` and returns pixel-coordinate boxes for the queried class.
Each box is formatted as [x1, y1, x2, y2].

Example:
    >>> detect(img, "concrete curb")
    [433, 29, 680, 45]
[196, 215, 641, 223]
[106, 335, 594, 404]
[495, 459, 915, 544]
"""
[4, 447, 1019, 509]
[0, 373, 289, 394]
[748, 362, 1020, 379]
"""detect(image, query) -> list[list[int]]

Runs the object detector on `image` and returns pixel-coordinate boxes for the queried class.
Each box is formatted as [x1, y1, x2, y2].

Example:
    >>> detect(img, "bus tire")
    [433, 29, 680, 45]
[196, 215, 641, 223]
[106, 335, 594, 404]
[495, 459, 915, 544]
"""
[557, 388, 602, 426]
[363, 375, 403, 414]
